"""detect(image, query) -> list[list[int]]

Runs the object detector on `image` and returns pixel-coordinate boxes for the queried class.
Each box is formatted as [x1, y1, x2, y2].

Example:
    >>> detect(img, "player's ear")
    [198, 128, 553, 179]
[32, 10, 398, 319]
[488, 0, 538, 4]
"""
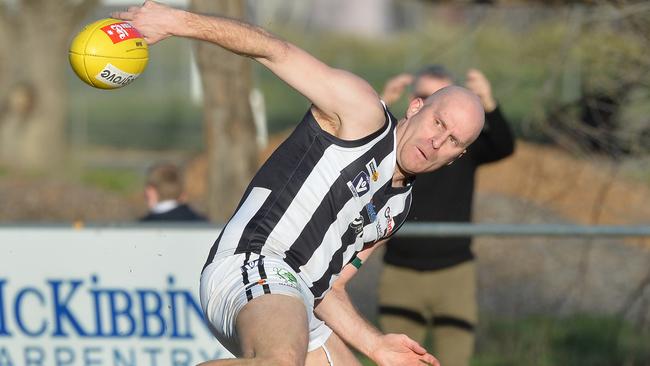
[405, 97, 424, 119]
[144, 185, 159, 205]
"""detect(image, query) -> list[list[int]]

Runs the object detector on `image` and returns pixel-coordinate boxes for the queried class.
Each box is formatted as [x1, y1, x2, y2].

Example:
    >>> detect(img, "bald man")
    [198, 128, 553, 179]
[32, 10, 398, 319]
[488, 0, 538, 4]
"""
[379, 65, 515, 366]
[114, 2, 484, 365]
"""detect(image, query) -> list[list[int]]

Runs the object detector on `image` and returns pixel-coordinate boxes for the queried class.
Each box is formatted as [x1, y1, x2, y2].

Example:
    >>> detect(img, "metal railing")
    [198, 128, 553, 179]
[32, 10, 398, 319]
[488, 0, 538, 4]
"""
[397, 223, 650, 238]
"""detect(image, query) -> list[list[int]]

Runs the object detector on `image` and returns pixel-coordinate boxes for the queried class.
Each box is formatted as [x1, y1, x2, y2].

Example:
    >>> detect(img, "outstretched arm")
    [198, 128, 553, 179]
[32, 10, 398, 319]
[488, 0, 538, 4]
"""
[113, 1, 385, 139]
[314, 241, 439, 366]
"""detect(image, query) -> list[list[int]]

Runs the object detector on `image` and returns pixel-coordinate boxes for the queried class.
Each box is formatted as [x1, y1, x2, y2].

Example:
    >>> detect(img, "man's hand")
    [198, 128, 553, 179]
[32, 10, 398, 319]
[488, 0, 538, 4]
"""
[369, 333, 440, 366]
[465, 68, 497, 113]
[112, 1, 187, 44]
[381, 73, 414, 106]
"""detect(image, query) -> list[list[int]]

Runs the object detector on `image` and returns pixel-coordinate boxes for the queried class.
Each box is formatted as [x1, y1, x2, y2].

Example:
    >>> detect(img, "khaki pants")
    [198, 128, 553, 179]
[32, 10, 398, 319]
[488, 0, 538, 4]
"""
[378, 261, 477, 366]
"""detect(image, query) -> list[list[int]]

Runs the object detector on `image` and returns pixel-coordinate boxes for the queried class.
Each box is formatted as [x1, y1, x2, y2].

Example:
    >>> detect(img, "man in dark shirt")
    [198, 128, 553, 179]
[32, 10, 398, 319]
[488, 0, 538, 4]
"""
[378, 65, 516, 366]
[139, 162, 208, 222]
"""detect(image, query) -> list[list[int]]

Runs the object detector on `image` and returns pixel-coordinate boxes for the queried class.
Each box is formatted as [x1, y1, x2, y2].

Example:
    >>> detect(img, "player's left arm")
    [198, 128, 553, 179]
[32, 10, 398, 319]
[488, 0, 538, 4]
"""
[314, 240, 439, 366]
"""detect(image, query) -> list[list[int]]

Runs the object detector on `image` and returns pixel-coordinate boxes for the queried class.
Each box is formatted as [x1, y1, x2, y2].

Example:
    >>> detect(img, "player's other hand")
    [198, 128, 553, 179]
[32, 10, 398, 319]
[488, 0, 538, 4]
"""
[112, 1, 185, 45]
[369, 333, 440, 366]
[381, 73, 414, 106]
[465, 68, 497, 113]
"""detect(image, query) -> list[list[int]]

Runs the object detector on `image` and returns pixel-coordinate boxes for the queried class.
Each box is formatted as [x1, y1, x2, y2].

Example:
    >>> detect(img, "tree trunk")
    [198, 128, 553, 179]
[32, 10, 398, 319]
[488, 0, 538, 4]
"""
[191, 0, 258, 223]
[0, 0, 98, 169]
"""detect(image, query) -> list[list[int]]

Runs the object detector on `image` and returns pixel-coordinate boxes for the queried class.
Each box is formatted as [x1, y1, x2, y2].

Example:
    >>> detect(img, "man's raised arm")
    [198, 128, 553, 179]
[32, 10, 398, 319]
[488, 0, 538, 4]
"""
[113, 1, 384, 138]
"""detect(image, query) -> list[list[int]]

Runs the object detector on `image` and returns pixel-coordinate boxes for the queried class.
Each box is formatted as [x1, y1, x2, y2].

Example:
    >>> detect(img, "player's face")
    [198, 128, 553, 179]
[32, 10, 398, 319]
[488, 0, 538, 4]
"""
[396, 96, 481, 176]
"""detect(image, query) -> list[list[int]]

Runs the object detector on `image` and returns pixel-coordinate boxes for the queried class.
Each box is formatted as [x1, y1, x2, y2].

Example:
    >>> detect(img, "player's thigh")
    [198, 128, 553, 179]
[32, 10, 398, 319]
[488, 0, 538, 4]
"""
[236, 293, 310, 364]
[305, 331, 362, 366]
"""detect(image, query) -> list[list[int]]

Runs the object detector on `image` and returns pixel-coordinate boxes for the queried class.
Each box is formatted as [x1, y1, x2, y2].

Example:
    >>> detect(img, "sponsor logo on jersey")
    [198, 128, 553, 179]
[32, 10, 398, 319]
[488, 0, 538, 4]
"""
[349, 216, 364, 236]
[351, 171, 370, 197]
[375, 206, 394, 238]
[366, 159, 379, 182]
[347, 181, 359, 198]
[95, 63, 140, 88]
[101, 22, 143, 44]
[384, 206, 394, 235]
[241, 259, 259, 272]
[274, 268, 299, 289]
[365, 202, 377, 222]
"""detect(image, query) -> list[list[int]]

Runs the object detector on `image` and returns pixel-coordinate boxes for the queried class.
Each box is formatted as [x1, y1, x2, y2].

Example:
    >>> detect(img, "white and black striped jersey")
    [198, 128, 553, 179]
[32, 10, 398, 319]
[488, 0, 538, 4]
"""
[203, 103, 413, 299]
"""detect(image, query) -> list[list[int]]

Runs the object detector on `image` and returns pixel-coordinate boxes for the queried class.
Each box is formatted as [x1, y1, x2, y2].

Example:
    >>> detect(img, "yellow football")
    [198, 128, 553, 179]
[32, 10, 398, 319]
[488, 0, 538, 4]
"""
[69, 18, 148, 90]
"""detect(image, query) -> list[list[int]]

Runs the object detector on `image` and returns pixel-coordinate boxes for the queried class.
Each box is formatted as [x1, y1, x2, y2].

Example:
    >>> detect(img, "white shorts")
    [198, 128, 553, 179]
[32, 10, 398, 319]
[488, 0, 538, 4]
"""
[200, 252, 332, 356]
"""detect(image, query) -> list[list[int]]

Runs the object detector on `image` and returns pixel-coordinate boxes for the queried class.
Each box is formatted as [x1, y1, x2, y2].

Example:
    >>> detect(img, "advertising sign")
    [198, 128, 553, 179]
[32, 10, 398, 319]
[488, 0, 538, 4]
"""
[0, 227, 233, 366]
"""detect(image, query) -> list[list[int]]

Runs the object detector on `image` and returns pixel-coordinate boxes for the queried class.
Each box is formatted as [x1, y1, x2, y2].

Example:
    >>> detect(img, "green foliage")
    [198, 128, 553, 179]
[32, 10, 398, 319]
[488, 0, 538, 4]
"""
[473, 314, 650, 366]
[81, 168, 141, 194]
[68, 94, 203, 150]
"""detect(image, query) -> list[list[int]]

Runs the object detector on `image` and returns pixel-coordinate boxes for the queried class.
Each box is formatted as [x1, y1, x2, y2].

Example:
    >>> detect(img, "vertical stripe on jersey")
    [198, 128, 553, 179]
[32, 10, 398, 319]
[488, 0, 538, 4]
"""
[242, 252, 253, 301]
[205, 187, 271, 264]
[281, 129, 395, 273]
[309, 184, 412, 298]
[262, 146, 359, 255]
[257, 256, 271, 294]
[234, 134, 329, 254]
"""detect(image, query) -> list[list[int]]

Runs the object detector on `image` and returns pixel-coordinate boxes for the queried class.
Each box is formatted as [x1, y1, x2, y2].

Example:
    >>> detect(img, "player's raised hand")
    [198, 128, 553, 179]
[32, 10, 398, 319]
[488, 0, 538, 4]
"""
[112, 1, 186, 44]
[381, 73, 414, 106]
[465, 68, 496, 112]
[369, 333, 440, 366]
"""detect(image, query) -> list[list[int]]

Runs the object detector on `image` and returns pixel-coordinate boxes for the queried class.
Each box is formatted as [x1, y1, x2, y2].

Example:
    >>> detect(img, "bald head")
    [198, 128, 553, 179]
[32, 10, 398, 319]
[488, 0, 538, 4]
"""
[424, 85, 485, 147]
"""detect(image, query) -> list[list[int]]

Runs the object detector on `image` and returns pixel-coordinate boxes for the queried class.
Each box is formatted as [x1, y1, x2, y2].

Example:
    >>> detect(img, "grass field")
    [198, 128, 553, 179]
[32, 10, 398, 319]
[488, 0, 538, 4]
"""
[355, 314, 650, 366]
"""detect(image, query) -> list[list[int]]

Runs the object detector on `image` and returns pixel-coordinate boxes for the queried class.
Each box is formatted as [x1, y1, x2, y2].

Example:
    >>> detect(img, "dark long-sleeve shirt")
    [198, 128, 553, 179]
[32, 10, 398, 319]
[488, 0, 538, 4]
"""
[384, 106, 515, 271]
[139, 204, 208, 222]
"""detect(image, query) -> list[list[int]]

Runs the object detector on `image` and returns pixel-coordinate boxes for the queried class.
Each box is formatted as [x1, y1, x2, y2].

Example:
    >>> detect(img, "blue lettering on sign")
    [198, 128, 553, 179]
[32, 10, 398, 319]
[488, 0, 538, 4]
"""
[108, 289, 136, 337]
[50, 280, 89, 337]
[171, 348, 192, 366]
[139, 289, 165, 337]
[0, 280, 10, 336]
[15, 288, 46, 337]
[0, 275, 210, 340]
[54, 347, 74, 366]
[0, 346, 230, 366]
[25, 346, 44, 366]
[89, 275, 104, 337]
[143, 347, 162, 365]
[352, 171, 370, 196]
[83, 347, 101, 366]
[0, 346, 14, 365]
[113, 348, 135, 366]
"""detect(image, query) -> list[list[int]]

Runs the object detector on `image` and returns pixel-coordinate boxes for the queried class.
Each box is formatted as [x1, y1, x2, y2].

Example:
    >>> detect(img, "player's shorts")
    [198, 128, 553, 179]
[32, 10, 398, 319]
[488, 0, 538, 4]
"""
[200, 252, 332, 356]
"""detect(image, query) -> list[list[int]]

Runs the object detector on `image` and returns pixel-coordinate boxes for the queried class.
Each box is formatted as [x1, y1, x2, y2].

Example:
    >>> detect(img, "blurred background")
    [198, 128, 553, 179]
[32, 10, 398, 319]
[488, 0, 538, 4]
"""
[1, 0, 649, 365]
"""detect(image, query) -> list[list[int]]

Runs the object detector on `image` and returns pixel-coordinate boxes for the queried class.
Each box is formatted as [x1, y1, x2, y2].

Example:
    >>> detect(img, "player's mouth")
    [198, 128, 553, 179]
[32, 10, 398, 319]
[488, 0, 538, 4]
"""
[417, 147, 428, 160]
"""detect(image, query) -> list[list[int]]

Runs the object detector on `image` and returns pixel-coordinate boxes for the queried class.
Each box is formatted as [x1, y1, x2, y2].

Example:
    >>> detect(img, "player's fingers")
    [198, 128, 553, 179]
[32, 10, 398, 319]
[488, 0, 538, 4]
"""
[111, 11, 134, 20]
[403, 336, 427, 355]
[418, 354, 440, 366]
